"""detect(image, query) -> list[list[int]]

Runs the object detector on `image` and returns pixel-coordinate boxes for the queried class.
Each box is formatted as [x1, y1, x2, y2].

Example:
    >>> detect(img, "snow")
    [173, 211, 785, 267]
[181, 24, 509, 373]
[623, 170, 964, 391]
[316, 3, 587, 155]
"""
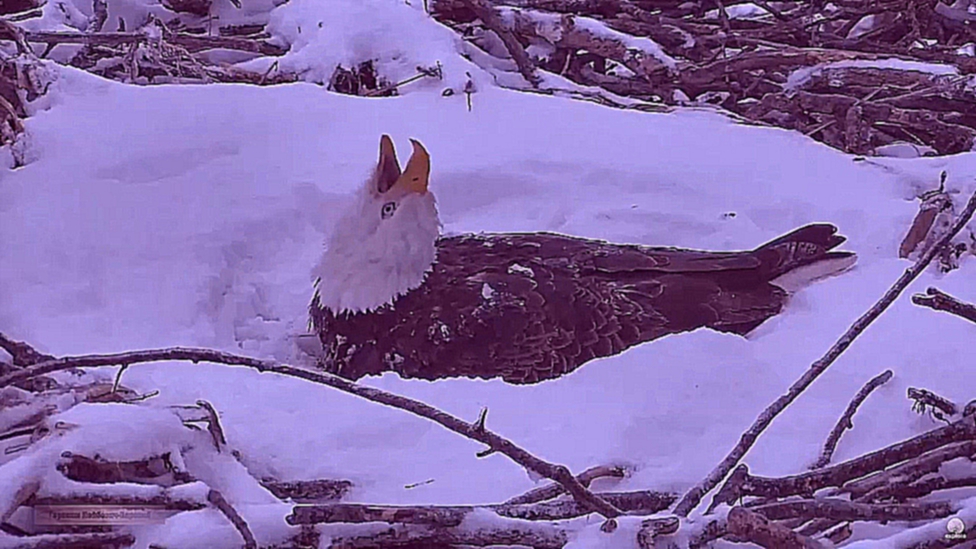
[2, 0, 976, 547]
[245, 0, 487, 92]
[704, 3, 771, 20]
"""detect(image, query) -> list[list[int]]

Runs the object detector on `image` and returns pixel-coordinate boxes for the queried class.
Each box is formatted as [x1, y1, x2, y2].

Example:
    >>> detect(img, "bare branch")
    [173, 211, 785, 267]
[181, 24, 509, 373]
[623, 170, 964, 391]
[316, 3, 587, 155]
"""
[673, 188, 976, 517]
[504, 464, 630, 505]
[461, 0, 541, 86]
[912, 287, 976, 325]
[811, 369, 893, 469]
[710, 414, 976, 505]
[0, 336, 622, 520]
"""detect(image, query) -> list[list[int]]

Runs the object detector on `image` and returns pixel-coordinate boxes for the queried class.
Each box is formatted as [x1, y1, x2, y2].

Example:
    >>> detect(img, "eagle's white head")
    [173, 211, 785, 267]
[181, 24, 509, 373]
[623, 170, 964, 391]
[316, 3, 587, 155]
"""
[313, 135, 441, 314]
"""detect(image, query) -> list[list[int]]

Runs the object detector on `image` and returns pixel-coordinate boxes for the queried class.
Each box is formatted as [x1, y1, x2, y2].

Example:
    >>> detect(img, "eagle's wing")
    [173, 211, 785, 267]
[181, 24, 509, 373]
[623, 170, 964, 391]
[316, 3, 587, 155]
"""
[312, 225, 849, 384]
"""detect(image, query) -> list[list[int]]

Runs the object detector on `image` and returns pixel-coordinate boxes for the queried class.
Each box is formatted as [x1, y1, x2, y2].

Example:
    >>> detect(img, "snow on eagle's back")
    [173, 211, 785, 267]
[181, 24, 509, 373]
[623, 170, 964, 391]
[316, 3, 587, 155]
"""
[312, 135, 441, 314]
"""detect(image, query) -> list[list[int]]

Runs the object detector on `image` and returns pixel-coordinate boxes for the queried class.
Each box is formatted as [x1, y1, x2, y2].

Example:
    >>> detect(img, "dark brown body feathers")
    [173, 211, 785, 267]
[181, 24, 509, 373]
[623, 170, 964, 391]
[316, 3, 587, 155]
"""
[310, 224, 852, 384]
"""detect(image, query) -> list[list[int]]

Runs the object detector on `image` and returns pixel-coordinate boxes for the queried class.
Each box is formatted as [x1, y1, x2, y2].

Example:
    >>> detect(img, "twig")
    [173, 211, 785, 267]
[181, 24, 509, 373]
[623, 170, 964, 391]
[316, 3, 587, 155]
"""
[0, 337, 622, 520]
[461, 0, 541, 86]
[207, 489, 257, 549]
[504, 464, 629, 505]
[811, 369, 893, 469]
[673, 187, 976, 517]
[908, 386, 959, 422]
[726, 506, 824, 549]
[912, 287, 976, 325]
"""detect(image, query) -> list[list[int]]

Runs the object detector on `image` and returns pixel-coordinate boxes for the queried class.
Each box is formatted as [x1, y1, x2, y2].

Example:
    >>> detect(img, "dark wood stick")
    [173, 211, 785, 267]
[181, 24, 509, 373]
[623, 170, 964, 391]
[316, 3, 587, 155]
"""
[673, 188, 976, 517]
[908, 387, 959, 421]
[28, 493, 205, 511]
[289, 490, 674, 525]
[811, 369, 893, 469]
[503, 464, 629, 505]
[207, 489, 257, 549]
[912, 287, 976, 325]
[726, 506, 824, 549]
[751, 497, 956, 522]
[0, 339, 622, 520]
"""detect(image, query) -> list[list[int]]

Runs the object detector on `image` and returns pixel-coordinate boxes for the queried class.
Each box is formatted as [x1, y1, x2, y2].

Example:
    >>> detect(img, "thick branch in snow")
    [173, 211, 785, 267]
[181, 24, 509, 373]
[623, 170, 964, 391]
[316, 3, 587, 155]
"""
[673, 188, 976, 517]
[322, 521, 568, 549]
[462, 0, 542, 86]
[725, 506, 824, 549]
[0, 331, 54, 368]
[0, 338, 622, 521]
[18, 30, 287, 57]
[811, 369, 893, 469]
[261, 478, 353, 503]
[288, 490, 674, 525]
[751, 498, 956, 522]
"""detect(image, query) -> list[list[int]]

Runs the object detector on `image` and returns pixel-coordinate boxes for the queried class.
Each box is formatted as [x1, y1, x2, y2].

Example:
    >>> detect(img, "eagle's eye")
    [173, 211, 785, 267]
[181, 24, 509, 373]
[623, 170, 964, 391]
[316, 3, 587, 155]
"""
[381, 201, 397, 219]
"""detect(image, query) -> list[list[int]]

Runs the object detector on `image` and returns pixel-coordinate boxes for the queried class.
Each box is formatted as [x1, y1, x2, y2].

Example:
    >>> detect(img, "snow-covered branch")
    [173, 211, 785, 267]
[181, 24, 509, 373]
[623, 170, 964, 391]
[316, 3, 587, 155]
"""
[0, 337, 624, 521]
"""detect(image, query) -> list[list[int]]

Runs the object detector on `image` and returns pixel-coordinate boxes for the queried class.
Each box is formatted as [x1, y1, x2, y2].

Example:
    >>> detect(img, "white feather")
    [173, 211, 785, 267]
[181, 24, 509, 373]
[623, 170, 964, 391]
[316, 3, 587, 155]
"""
[312, 178, 441, 315]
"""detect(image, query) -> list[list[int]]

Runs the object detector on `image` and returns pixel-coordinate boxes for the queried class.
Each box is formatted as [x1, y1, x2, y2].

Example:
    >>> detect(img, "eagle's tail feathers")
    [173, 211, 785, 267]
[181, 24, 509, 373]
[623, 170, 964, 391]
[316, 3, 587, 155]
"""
[754, 223, 857, 291]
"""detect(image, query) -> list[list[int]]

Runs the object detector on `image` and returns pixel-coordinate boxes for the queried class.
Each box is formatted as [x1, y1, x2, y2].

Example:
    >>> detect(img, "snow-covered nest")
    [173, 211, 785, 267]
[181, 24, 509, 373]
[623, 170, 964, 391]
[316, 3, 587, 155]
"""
[2, 0, 976, 547]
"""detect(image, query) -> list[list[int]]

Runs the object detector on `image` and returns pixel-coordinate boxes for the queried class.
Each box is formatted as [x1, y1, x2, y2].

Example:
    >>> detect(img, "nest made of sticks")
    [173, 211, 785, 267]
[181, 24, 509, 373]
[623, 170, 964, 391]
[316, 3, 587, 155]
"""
[433, 0, 976, 157]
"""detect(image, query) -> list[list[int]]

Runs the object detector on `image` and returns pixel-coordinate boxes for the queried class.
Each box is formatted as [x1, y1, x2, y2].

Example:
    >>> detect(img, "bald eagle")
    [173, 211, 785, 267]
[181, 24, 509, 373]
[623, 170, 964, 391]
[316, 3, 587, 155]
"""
[309, 135, 856, 384]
